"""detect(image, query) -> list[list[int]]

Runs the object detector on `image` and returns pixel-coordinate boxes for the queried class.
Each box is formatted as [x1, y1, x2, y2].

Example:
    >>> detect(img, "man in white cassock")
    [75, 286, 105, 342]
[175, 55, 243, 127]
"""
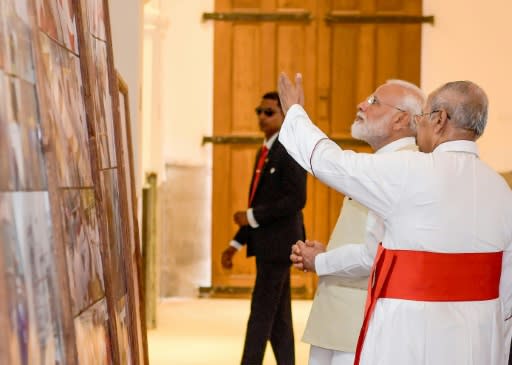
[278, 73, 512, 365]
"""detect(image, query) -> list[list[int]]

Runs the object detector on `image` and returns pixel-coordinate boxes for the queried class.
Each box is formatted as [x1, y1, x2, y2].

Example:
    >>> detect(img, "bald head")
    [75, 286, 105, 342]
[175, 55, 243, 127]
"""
[428, 81, 488, 138]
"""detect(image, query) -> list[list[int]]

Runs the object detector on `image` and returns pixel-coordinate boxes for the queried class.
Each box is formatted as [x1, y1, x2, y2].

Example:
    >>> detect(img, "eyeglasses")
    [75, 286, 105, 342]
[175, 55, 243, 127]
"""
[413, 110, 451, 124]
[367, 95, 406, 113]
[255, 107, 277, 117]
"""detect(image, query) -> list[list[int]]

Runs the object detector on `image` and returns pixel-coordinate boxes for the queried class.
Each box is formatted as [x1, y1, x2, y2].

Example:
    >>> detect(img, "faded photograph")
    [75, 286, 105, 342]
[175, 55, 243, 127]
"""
[74, 298, 113, 365]
[59, 188, 105, 315]
[60, 49, 93, 185]
[85, 0, 106, 41]
[13, 77, 47, 190]
[4, 1, 35, 83]
[1, 192, 66, 365]
[115, 295, 133, 365]
[38, 34, 93, 188]
[0, 2, 6, 70]
[35, 0, 63, 44]
[0, 71, 15, 190]
[0, 74, 47, 191]
[56, 0, 79, 54]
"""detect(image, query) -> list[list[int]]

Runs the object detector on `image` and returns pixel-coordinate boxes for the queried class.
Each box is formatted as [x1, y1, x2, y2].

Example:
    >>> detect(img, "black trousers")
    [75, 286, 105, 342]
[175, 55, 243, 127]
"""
[509, 337, 512, 365]
[241, 260, 294, 365]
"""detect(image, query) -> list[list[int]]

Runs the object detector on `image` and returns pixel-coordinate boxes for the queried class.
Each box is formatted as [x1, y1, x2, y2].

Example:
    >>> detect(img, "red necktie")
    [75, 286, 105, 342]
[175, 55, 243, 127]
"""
[249, 145, 269, 205]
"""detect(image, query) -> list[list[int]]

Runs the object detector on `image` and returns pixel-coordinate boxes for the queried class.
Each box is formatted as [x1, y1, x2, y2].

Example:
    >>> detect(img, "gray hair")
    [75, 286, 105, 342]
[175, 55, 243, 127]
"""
[386, 79, 426, 130]
[429, 81, 488, 137]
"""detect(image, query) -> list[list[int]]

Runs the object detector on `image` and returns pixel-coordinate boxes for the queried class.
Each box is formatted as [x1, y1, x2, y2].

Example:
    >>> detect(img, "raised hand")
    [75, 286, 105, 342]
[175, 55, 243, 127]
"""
[278, 72, 304, 114]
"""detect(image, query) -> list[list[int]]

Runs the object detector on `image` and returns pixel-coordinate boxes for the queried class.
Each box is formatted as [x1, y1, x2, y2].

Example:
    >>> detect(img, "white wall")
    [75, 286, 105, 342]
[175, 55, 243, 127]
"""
[142, 2, 168, 180]
[108, 0, 144, 191]
[422, 0, 512, 171]
[142, 0, 215, 295]
[159, 0, 214, 167]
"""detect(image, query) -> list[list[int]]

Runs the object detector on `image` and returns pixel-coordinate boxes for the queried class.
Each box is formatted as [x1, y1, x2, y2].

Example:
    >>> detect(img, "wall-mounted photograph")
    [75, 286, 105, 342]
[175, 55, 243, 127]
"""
[74, 298, 112, 365]
[35, 0, 63, 44]
[57, 0, 79, 54]
[59, 188, 105, 315]
[38, 34, 93, 188]
[84, 0, 106, 41]
[5, 1, 35, 83]
[1, 192, 65, 365]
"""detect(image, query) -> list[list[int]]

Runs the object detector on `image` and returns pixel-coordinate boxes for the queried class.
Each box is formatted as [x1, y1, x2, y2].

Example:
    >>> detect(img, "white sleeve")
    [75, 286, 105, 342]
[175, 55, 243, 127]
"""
[246, 208, 259, 228]
[279, 104, 409, 218]
[278, 104, 329, 173]
[315, 244, 373, 277]
[500, 243, 512, 321]
[230, 240, 243, 250]
[315, 211, 383, 277]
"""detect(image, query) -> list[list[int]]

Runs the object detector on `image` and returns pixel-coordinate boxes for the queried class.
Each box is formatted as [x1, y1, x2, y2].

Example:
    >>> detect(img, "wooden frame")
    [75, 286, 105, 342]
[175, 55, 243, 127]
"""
[117, 71, 149, 365]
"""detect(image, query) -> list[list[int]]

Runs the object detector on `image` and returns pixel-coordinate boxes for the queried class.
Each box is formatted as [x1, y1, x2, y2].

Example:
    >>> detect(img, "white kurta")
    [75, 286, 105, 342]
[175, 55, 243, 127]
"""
[279, 104, 512, 365]
[304, 138, 417, 353]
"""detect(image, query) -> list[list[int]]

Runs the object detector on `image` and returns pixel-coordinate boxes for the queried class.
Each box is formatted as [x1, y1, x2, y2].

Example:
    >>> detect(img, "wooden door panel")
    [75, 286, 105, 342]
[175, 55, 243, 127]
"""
[332, 0, 373, 12]
[375, 24, 421, 85]
[376, 0, 404, 11]
[232, 25, 265, 133]
[232, 0, 261, 9]
[330, 25, 362, 136]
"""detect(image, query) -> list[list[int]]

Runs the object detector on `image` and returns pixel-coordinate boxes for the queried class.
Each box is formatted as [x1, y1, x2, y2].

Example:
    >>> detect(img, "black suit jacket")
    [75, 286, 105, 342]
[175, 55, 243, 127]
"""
[233, 138, 307, 263]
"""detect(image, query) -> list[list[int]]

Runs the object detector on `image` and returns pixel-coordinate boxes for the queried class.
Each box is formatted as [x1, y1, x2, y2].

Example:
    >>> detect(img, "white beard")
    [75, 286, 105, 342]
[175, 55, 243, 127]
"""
[351, 113, 388, 143]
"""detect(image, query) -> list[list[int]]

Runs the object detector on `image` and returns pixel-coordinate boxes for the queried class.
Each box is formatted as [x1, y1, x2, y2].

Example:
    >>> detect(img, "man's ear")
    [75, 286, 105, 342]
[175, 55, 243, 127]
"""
[433, 110, 449, 134]
[392, 112, 410, 131]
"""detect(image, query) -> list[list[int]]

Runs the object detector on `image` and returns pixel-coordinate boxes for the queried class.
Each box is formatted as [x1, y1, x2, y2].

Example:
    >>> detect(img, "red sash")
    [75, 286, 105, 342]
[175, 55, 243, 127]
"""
[354, 244, 503, 365]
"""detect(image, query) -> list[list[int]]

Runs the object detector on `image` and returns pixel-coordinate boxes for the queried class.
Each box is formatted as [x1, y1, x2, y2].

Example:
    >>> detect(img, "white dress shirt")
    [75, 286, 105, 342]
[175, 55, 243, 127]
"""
[279, 104, 512, 365]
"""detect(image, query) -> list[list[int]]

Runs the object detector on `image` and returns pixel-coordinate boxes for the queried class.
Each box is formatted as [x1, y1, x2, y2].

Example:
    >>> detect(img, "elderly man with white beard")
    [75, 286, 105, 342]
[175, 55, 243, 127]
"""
[295, 79, 424, 365]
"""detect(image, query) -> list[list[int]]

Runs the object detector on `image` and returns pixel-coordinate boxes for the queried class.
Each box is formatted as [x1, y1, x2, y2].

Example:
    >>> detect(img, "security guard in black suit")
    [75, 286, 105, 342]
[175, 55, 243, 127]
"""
[222, 91, 307, 365]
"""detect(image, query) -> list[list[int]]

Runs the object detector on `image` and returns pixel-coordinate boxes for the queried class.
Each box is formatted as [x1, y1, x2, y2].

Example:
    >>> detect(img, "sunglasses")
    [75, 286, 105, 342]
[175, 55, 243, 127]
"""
[255, 107, 277, 117]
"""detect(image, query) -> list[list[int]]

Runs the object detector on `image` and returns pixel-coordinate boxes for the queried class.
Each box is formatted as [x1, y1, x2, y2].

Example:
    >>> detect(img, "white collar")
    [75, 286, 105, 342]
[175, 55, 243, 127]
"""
[264, 132, 279, 149]
[432, 140, 479, 157]
[375, 137, 416, 154]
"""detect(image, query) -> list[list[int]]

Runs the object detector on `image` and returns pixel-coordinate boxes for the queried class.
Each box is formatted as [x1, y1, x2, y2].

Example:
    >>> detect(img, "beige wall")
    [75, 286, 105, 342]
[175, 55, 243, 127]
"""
[422, 0, 512, 171]
[159, 0, 214, 167]
[108, 0, 144, 191]
[142, 0, 214, 296]
[143, 2, 167, 180]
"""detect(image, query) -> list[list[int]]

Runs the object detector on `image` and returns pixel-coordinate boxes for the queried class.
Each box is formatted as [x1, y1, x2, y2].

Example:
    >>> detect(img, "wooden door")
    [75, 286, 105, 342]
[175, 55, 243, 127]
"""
[209, 0, 426, 299]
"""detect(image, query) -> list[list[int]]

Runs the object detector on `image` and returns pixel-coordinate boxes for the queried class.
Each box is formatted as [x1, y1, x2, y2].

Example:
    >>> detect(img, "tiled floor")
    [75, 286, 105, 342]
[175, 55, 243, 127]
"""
[147, 298, 312, 365]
